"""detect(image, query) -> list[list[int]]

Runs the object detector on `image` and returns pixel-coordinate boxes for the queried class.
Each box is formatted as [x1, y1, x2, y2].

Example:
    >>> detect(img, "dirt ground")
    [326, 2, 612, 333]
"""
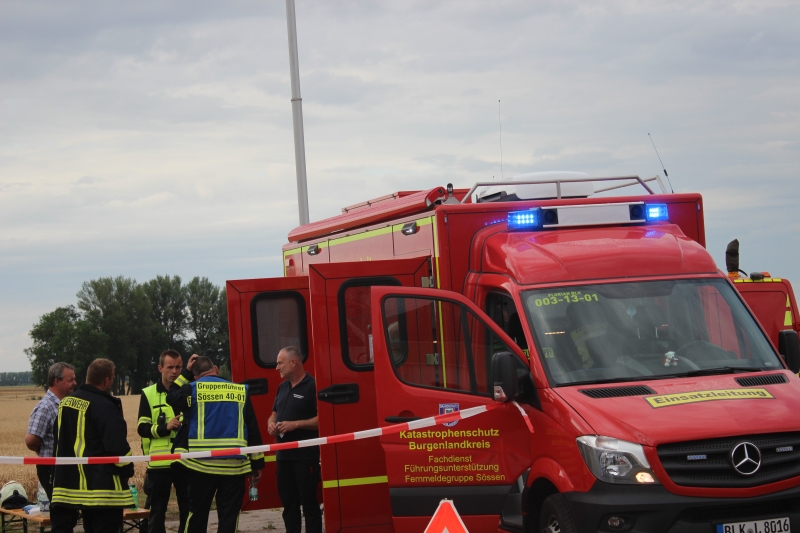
[164, 508, 314, 532]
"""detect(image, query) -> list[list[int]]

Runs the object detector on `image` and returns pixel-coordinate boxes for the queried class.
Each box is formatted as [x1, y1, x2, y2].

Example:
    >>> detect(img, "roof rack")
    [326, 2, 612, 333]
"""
[461, 175, 668, 204]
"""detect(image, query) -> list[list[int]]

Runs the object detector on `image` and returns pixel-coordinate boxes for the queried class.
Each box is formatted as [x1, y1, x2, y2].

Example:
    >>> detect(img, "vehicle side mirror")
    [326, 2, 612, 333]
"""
[778, 330, 800, 374]
[492, 352, 518, 402]
[492, 351, 536, 403]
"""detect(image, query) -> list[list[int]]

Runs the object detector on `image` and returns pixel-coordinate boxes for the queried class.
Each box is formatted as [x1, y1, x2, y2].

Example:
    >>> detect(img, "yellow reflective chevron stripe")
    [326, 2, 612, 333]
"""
[322, 475, 388, 489]
[198, 400, 205, 440]
[52, 487, 134, 507]
[174, 375, 189, 387]
[238, 402, 244, 441]
[187, 438, 248, 449]
[180, 458, 252, 476]
[138, 416, 152, 424]
[75, 410, 87, 490]
[142, 384, 177, 468]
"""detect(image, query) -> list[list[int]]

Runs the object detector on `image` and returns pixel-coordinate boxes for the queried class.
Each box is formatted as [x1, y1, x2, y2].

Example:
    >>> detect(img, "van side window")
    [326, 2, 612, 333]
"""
[339, 277, 401, 370]
[251, 292, 308, 367]
[486, 292, 528, 351]
[382, 295, 515, 395]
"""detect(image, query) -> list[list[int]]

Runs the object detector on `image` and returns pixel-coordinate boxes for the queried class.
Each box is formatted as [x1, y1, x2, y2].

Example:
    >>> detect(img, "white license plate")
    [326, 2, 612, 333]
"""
[716, 518, 791, 533]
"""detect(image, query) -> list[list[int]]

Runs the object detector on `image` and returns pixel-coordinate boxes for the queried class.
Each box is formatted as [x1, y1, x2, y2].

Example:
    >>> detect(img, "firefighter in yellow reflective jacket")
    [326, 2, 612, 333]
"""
[167, 355, 265, 533]
[137, 350, 189, 533]
[52, 359, 134, 533]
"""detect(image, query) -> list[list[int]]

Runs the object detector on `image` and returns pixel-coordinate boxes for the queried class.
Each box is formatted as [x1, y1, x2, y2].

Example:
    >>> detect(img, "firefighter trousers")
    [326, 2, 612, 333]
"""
[184, 470, 246, 533]
[144, 466, 189, 533]
[49, 504, 79, 533]
[276, 459, 322, 533]
[81, 507, 123, 533]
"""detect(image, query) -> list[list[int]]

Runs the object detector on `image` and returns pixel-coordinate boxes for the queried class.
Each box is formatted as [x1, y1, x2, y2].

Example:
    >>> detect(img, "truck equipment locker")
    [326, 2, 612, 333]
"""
[308, 258, 430, 532]
[226, 276, 312, 510]
[370, 285, 535, 532]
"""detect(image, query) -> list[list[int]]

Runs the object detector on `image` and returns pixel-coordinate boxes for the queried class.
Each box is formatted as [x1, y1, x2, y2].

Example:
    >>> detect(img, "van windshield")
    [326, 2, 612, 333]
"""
[521, 279, 783, 386]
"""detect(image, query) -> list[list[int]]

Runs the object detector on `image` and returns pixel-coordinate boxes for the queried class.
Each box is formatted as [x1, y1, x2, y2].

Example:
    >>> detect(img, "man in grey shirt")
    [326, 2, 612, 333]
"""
[25, 362, 78, 500]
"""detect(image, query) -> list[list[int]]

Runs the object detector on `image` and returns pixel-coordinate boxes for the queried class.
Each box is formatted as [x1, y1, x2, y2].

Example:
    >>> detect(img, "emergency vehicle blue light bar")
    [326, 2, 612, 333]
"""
[645, 204, 669, 222]
[508, 208, 542, 230]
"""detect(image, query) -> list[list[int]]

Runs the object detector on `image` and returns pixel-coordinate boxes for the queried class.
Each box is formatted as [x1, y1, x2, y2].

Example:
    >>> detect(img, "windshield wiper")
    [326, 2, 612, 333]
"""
[560, 375, 669, 387]
[675, 366, 763, 378]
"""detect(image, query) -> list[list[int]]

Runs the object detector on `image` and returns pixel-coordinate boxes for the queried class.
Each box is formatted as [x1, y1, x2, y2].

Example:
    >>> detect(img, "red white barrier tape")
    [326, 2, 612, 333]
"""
[512, 401, 535, 434]
[0, 402, 519, 466]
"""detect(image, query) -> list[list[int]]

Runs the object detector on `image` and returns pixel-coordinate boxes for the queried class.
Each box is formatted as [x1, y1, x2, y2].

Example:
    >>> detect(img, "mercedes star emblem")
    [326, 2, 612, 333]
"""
[730, 441, 762, 476]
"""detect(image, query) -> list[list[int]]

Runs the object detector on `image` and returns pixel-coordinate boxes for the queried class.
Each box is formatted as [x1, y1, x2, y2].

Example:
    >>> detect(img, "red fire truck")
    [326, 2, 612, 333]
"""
[227, 174, 800, 533]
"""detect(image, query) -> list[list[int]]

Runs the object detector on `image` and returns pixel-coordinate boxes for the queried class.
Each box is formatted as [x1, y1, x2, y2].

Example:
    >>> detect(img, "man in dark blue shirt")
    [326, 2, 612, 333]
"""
[268, 346, 321, 533]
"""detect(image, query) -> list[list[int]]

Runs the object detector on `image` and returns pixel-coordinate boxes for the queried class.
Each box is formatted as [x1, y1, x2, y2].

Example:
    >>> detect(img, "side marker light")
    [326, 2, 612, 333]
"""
[645, 204, 669, 222]
[508, 208, 542, 231]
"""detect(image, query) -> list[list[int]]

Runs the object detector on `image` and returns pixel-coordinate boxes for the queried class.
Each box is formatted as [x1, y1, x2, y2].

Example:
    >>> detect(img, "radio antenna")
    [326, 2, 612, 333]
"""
[498, 100, 503, 181]
[648, 133, 674, 193]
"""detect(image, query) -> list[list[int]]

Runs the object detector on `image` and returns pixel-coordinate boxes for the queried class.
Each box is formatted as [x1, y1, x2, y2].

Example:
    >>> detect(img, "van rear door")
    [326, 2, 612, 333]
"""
[370, 286, 534, 532]
[733, 278, 799, 349]
[226, 276, 311, 510]
[308, 258, 430, 533]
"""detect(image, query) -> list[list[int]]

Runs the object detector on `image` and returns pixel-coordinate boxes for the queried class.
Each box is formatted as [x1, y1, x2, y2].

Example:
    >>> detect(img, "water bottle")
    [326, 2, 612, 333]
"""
[248, 477, 258, 502]
[129, 483, 138, 510]
[36, 482, 49, 514]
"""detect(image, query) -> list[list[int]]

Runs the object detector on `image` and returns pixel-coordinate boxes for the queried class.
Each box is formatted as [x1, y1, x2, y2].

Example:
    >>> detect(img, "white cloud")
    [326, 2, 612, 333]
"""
[1, 0, 799, 370]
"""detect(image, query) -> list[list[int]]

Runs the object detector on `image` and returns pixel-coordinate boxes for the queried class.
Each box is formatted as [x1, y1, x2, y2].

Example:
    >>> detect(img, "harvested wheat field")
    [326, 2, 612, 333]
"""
[0, 388, 146, 500]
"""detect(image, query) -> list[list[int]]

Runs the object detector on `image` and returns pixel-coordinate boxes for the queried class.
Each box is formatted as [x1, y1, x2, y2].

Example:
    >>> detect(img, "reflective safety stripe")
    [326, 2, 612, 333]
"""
[174, 375, 189, 387]
[322, 475, 389, 489]
[52, 487, 134, 507]
[180, 458, 253, 476]
[142, 384, 177, 468]
[187, 439, 248, 450]
[175, 447, 253, 476]
[264, 455, 276, 463]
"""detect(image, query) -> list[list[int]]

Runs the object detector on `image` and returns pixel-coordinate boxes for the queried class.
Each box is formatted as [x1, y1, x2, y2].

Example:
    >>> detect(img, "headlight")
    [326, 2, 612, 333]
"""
[577, 436, 660, 485]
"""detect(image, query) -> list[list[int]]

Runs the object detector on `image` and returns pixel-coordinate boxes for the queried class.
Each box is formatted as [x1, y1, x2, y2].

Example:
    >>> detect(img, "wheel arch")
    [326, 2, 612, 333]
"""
[523, 477, 559, 532]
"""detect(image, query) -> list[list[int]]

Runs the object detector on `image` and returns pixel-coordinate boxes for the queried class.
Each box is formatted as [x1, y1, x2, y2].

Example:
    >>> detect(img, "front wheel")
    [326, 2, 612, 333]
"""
[539, 494, 576, 533]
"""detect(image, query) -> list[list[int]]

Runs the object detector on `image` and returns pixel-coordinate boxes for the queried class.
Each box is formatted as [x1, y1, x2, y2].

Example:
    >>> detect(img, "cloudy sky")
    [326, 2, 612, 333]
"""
[1, 0, 798, 372]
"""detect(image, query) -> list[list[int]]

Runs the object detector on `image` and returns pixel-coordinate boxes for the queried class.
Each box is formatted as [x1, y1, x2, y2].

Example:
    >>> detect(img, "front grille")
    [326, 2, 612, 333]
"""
[658, 432, 800, 487]
[735, 374, 788, 387]
[578, 385, 655, 398]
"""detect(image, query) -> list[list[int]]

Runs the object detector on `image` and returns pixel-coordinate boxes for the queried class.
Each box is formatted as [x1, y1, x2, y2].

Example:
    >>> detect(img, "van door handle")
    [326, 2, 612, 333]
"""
[318, 383, 359, 405]
[385, 416, 422, 423]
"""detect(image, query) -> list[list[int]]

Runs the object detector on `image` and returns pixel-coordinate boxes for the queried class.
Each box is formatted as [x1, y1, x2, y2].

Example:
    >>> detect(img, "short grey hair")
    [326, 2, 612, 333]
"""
[280, 346, 303, 361]
[191, 356, 215, 377]
[47, 362, 75, 388]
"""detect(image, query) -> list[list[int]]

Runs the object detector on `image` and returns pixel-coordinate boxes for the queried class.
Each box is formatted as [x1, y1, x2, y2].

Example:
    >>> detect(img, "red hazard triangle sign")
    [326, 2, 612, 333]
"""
[423, 499, 470, 533]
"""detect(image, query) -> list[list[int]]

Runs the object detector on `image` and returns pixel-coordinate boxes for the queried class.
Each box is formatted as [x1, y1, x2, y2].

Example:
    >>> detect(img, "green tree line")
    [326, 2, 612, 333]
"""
[0, 372, 33, 386]
[25, 275, 229, 394]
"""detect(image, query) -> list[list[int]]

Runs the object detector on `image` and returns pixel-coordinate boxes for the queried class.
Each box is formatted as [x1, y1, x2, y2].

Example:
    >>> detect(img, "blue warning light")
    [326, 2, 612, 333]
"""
[507, 208, 542, 230]
[645, 204, 669, 222]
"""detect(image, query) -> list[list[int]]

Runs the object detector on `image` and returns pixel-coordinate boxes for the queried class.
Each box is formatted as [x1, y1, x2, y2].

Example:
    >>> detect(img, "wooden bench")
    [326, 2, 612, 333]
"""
[0, 508, 149, 533]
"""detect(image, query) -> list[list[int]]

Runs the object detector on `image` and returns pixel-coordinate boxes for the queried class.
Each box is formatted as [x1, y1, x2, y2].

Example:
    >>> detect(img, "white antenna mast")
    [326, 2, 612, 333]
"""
[285, 0, 310, 225]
